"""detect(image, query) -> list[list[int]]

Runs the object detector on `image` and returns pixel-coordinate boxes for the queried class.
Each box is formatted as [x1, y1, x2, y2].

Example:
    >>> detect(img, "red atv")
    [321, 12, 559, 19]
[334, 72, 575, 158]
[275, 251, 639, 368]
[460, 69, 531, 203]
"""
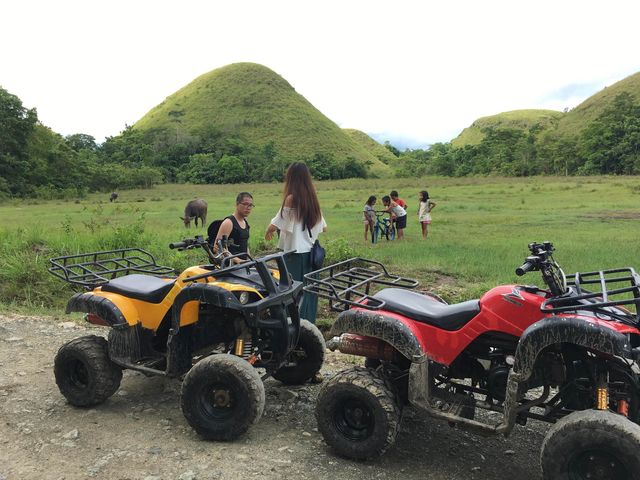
[306, 242, 640, 480]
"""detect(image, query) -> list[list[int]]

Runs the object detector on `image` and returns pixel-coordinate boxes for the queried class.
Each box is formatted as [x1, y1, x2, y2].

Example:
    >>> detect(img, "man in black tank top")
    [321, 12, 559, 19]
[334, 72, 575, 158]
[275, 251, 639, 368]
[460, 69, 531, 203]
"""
[214, 192, 253, 262]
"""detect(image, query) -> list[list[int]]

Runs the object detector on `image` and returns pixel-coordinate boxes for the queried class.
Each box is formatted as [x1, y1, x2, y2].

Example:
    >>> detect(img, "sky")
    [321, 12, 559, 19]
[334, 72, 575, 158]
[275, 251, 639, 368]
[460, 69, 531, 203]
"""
[2, 0, 639, 149]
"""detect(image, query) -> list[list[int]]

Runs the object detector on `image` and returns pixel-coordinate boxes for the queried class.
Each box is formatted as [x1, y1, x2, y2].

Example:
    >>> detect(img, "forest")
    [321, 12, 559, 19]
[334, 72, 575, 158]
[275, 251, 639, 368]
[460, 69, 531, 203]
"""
[397, 92, 640, 178]
[1, 84, 639, 199]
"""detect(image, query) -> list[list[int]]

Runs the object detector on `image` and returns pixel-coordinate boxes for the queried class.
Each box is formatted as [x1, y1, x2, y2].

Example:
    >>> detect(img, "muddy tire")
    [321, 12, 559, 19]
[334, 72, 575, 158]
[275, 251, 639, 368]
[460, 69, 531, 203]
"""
[273, 320, 325, 385]
[54, 335, 122, 407]
[181, 354, 265, 441]
[541, 409, 640, 480]
[316, 367, 401, 460]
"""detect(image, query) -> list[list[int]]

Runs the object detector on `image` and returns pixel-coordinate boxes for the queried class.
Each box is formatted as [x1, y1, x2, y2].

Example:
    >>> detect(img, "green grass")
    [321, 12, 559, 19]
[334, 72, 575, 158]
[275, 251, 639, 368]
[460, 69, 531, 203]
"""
[2, 176, 640, 318]
[132, 62, 391, 176]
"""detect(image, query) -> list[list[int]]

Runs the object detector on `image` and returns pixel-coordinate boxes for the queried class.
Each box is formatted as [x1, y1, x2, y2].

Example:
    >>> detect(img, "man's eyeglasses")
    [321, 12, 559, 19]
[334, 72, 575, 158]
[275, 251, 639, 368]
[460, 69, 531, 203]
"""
[239, 202, 255, 209]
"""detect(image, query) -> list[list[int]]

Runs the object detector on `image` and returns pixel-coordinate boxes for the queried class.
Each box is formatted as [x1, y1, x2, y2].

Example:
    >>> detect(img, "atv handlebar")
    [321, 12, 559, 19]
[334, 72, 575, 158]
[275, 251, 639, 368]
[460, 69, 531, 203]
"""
[516, 242, 567, 296]
[169, 237, 205, 250]
[515, 244, 555, 276]
[170, 235, 237, 266]
[516, 261, 534, 276]
[169, 235, 208, 250]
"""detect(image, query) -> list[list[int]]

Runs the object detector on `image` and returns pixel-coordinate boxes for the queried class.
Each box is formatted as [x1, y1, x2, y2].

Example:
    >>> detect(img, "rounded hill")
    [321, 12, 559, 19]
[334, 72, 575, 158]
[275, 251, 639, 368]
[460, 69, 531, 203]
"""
[556, 71, 640, 138]
[452, 109, 563, 147]
[343, 129, 397, 167]
[133, 63, 389, 175]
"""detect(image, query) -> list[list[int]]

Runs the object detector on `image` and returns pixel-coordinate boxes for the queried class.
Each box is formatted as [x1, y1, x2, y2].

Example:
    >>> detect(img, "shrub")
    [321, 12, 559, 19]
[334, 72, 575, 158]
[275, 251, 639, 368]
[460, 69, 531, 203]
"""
[324, 237, 357, 264]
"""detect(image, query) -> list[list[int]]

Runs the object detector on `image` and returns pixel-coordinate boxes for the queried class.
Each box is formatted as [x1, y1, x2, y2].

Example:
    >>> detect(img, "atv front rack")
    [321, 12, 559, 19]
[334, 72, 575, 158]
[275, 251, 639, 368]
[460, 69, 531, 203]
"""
[49, 248, 175, 288]
[303, 258, 419, 311]
[542, 267, 640, 322]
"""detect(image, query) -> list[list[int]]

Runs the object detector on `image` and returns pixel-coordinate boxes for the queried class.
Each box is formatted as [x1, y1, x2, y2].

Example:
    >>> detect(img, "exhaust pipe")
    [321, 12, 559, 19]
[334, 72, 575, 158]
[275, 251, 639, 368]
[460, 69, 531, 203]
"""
[327, 333, 397, 361]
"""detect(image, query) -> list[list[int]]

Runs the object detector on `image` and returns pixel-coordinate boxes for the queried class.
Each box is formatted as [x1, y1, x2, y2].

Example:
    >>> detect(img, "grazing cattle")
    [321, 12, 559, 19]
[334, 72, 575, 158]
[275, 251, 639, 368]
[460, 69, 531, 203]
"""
[181, 199, 208, 228]
[109, 192, 118, 202]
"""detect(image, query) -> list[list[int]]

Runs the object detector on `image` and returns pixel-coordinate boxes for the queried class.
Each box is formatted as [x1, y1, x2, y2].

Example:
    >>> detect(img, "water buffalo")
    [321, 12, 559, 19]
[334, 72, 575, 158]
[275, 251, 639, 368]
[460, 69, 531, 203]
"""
[181, 199, 208, 228]
[109, 192, 118, 202]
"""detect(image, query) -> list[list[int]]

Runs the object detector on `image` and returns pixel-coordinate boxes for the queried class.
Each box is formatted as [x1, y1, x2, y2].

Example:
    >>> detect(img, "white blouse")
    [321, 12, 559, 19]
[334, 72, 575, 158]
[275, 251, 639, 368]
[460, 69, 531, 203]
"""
[390, 203, 407, 217]
[270, 207, 327, 253]
[418, 201, 429, 218]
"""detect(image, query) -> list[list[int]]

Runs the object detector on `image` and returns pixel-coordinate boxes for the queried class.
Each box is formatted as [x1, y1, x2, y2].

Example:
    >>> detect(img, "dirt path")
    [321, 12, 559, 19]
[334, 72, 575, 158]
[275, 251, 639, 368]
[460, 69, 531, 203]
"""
[0, 315, 547, 480]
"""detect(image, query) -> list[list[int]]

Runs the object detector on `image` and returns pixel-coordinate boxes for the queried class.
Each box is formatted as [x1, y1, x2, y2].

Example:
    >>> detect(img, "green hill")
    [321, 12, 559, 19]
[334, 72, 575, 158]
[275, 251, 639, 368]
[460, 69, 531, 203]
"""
[451, 109, 563, 147]
[133, 63, 390, 176]
[343, 129, 396, 170]
[440, 71, 640, 176]
[452, 72, 640, 148]
[555, 71, 640, 138]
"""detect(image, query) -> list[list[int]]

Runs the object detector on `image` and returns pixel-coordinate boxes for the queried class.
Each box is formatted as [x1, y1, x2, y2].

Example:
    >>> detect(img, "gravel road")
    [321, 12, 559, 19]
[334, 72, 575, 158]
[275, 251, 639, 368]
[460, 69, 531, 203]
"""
[0, 314, 547, 480]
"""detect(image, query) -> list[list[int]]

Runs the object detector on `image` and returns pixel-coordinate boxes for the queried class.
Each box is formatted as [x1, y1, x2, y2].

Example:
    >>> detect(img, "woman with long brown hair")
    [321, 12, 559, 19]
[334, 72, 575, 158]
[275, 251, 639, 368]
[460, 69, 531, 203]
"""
[265, 162, 326, 324]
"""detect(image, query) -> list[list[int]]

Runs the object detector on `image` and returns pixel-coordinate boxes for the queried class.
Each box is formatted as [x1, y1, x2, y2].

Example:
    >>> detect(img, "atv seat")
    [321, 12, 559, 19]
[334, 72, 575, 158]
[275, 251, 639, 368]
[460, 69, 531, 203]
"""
[373, 288, 480, 331]
[102, 274, 175, 304]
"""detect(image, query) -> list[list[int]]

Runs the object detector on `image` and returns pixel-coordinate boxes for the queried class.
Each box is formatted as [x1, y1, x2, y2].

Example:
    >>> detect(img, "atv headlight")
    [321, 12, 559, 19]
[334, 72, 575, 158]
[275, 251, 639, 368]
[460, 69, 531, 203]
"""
[235, 291, 250, 304]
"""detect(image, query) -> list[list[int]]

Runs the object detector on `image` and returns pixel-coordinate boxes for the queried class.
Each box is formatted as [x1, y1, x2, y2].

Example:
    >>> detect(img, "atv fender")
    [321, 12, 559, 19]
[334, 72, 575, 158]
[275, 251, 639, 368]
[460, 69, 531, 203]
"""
[331, 308, 426, 362]
[66, 292, 128, 328]
[511, 315, 633, 381]
[500, 316, 635, 435]
[166, 281, 300, 377]
[164, 283, 245, 377]
[170, 282, 245, 333]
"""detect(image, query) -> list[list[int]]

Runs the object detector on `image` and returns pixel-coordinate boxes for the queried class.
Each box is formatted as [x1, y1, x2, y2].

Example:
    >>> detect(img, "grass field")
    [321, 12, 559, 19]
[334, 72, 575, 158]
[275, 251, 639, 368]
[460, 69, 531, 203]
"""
[1, 176, 640, 318]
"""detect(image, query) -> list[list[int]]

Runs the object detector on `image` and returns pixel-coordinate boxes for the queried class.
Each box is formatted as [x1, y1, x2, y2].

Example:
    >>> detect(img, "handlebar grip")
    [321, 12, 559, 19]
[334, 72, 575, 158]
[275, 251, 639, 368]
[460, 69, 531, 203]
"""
[516, 262, 534, 276]
[169, 241, 188, 250]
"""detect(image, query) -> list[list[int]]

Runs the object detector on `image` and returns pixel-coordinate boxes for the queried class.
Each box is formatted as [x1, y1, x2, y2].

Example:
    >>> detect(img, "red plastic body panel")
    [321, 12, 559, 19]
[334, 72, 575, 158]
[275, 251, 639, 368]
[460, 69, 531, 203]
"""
[353, 285, 640, 366]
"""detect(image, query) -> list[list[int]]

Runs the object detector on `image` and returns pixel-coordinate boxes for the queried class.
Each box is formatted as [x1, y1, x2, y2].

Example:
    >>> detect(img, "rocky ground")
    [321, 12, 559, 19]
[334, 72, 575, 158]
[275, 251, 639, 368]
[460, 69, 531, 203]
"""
[0, 314, 547, 480]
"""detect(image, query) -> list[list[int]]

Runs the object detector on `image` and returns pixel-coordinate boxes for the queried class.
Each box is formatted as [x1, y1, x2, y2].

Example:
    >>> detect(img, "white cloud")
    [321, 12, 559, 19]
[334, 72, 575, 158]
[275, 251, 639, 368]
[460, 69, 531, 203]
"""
[1, 0, 639, 147]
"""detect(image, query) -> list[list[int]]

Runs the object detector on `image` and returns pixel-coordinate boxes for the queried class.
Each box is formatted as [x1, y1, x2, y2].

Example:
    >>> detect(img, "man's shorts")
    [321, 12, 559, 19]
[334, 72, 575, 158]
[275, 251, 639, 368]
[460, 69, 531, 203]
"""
[395, 215, 407, 229]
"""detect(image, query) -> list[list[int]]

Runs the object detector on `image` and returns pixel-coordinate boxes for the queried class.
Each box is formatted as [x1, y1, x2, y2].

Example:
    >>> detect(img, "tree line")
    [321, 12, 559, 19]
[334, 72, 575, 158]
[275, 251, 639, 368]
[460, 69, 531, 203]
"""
[0, 86, 371, 198]
[2, 85, 639, 199]
[0, 87, 163, 199]
[111, 126, 368, 185]
[393, 92, 640, 177]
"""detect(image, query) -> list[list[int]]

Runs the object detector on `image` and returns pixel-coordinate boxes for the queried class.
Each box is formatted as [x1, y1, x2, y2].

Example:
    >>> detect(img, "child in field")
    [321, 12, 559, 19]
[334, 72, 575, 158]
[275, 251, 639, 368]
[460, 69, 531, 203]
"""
[382, 195, 407, 240]
[363, 196, 377, 242]
[390, 190, 407, 211]
[389, 190, 406, 230]
[418, 190, 436, 239]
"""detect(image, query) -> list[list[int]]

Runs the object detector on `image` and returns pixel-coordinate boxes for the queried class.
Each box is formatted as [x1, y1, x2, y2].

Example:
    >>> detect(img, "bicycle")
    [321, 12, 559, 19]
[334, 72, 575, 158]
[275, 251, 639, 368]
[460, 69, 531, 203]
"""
[371, 211, 395, 243]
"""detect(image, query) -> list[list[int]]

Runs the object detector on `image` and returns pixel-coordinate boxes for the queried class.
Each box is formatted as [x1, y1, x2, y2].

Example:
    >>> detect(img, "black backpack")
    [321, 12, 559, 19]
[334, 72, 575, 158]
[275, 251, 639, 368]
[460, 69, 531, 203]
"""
[206, 219, 224, 247]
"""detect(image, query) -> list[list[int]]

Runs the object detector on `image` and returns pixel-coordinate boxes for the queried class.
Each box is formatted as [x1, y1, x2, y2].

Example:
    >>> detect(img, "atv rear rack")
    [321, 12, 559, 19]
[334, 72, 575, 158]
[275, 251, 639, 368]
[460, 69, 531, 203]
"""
[542, 267, 640, 321]
[303, 258, 419, 311]
[49, 248, 175, 288]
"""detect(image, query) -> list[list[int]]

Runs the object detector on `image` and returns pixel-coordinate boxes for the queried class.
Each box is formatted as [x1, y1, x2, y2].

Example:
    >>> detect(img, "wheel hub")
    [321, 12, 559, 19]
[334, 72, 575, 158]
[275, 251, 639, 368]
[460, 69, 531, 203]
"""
[570, 450, 629, 480]
[285, 348, 308, 366]
[212, 388, 232, 408]
[334, 398, 374, 441]
[69, 359, 89, 388]
[346, 407, 366, 426]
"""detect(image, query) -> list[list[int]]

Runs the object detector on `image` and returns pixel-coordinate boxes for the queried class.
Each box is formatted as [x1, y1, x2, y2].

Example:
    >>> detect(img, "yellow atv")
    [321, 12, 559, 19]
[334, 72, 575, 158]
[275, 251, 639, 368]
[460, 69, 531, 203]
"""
[48, 235, 325, 440]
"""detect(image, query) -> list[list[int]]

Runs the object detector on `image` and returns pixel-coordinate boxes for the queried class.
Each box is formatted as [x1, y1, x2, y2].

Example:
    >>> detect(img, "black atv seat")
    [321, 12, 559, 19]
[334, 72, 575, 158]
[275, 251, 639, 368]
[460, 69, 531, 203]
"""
[102, 274, 175, 304]
[373, 288, 480, 331]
